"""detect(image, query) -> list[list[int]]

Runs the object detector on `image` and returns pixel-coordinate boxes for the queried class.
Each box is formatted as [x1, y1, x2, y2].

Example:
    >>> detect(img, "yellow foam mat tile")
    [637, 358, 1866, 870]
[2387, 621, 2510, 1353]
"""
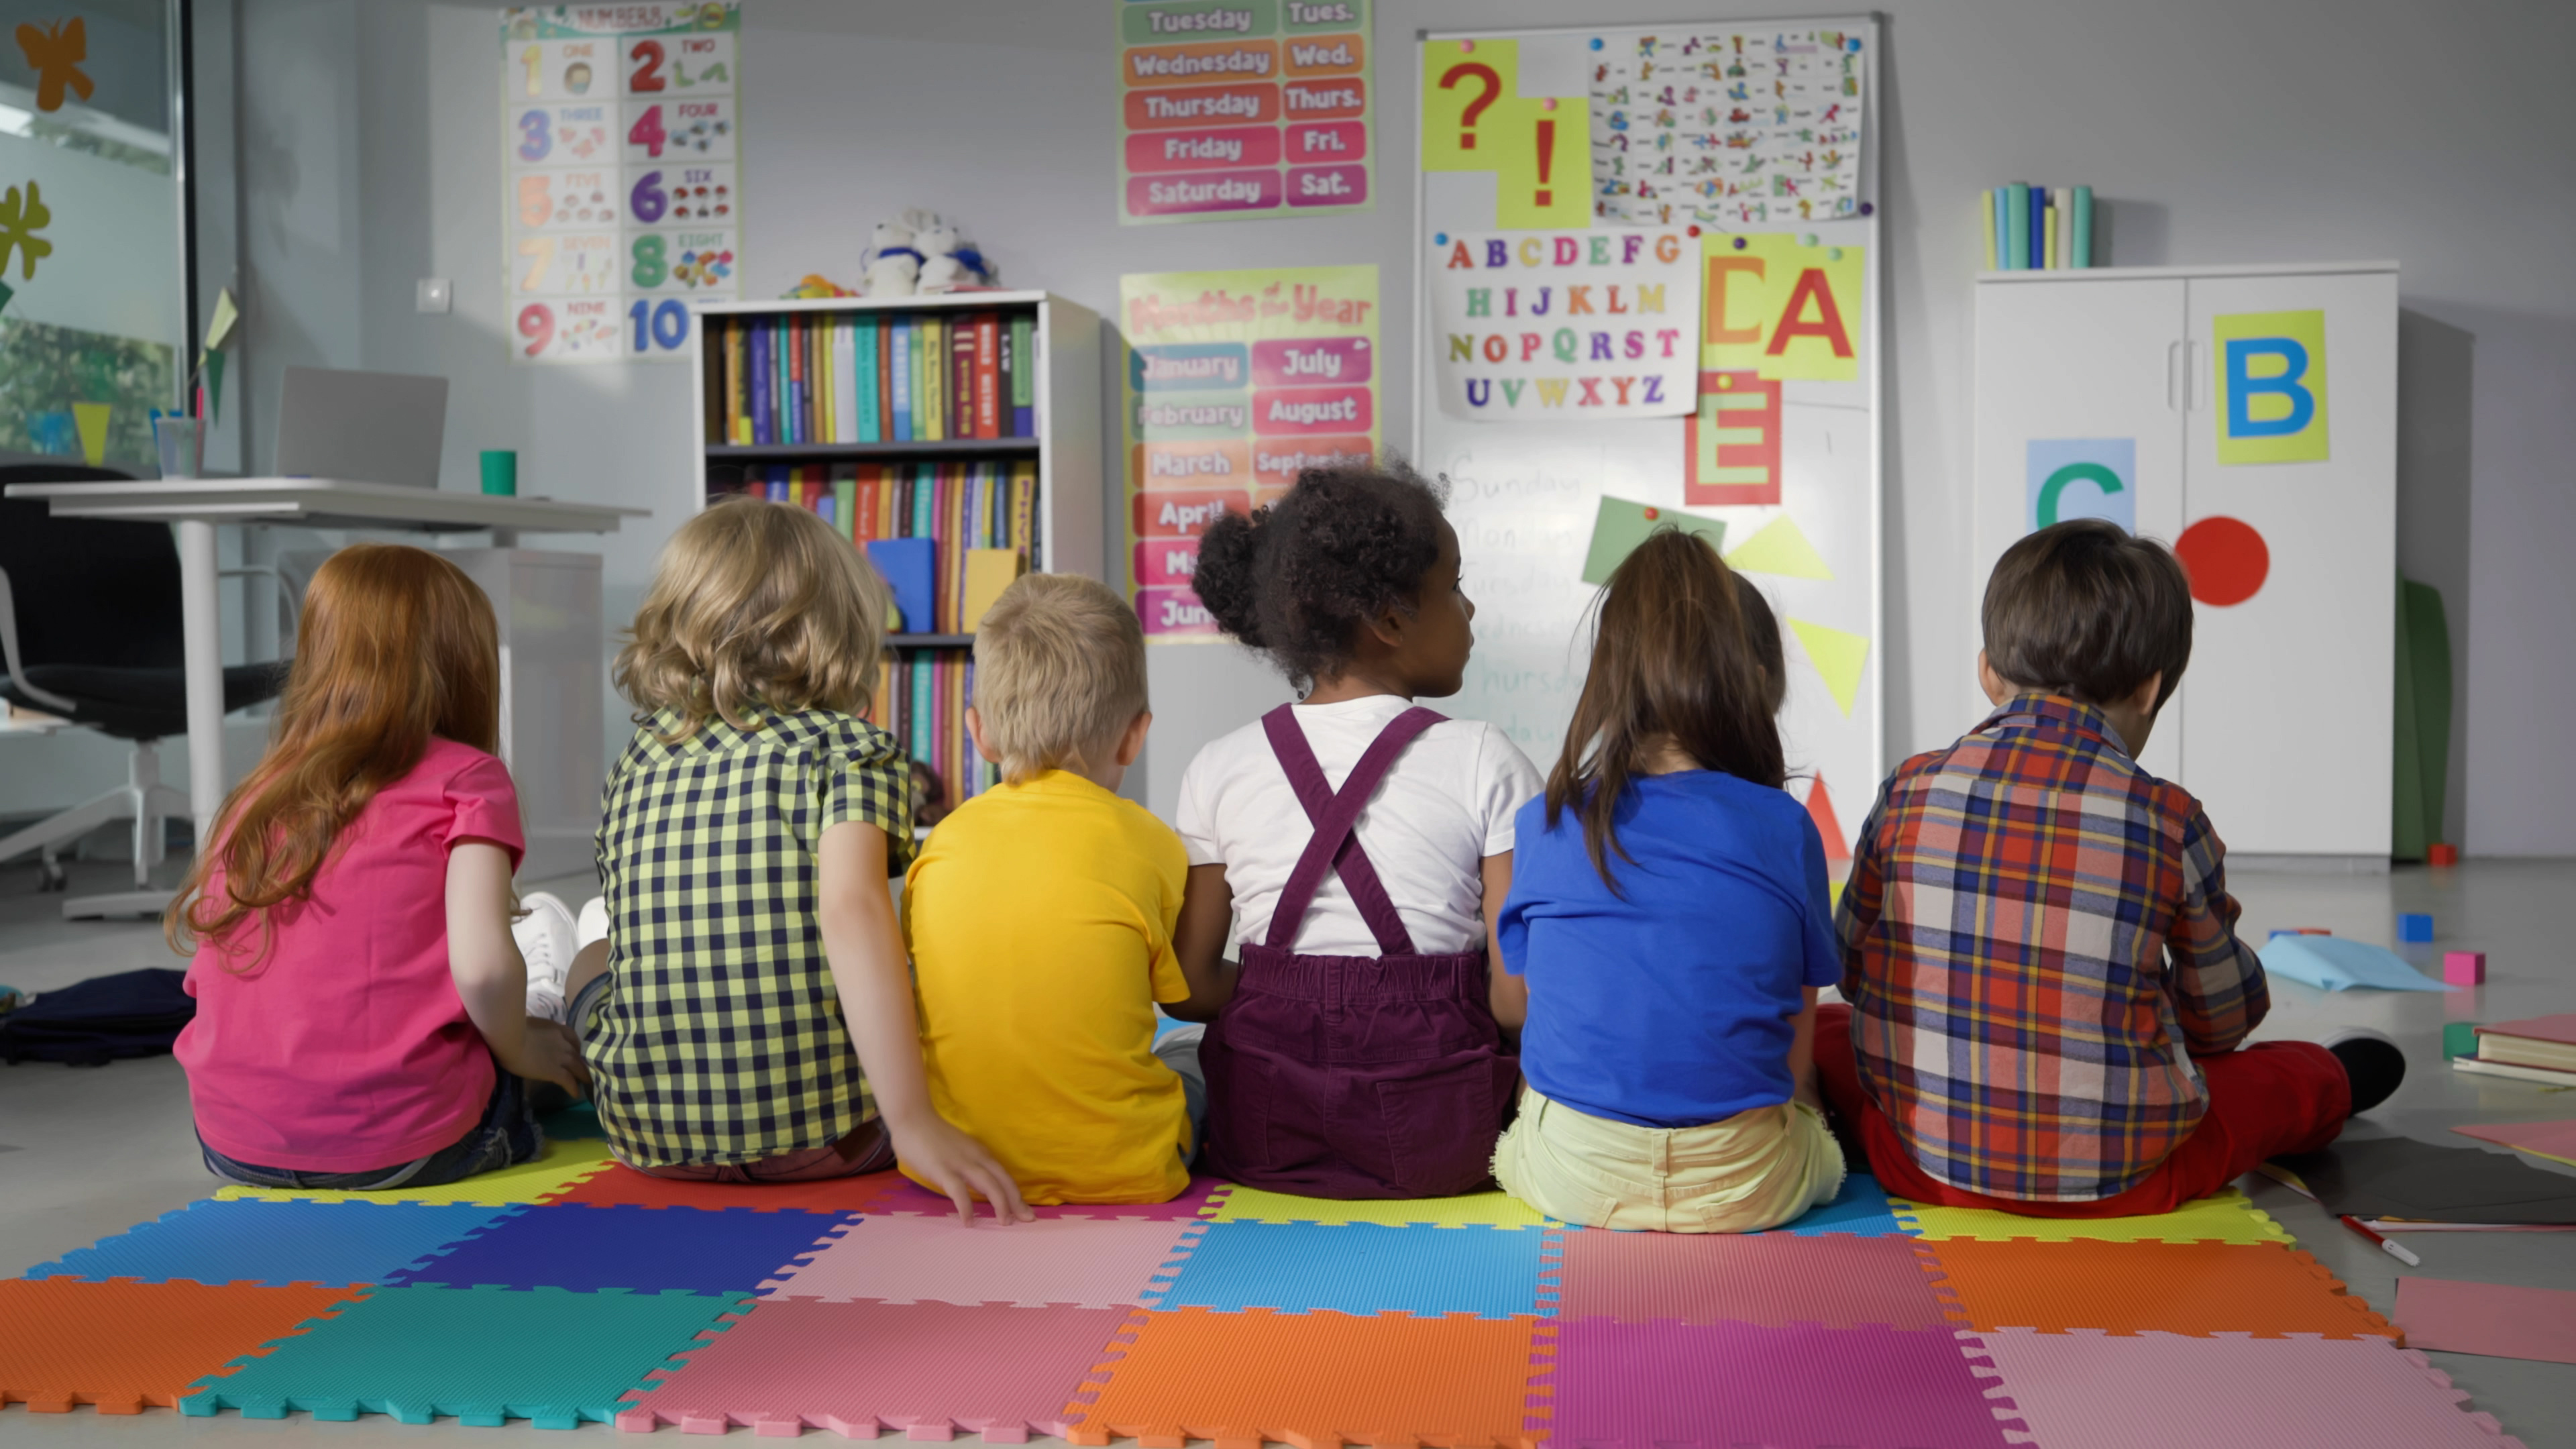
[1891, 1187, 2295, 1245]
[214, 1138, 613, 1208]
[1203, 1185, 1553, 1230]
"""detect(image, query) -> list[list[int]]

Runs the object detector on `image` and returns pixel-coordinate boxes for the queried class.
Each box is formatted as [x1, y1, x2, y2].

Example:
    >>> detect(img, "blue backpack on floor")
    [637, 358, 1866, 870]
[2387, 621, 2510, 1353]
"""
[0, 967, 195, 1067]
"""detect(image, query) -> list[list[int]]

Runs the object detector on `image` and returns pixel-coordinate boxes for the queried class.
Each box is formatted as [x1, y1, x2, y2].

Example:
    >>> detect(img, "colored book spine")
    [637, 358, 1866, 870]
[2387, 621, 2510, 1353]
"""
[722, 319, 745, 445]
[1010, 315, 1036, 436]
[920, 317, 946, 442]
[833, 315, 859, 442]
[2042, 205, 2057, 271]
[1980, 190, 1997, 271]
[2004, 183, 2031, 270]
[1010, 460, 1037, 566]
[1991, 188, 2010, 272]
[788, 317, 808, 443]
[2028, 182, 2045, 272]
[856, 317, 881, 442]
[772, 320, 790, 443]
[749, 318, 775, 445]
[2051, 186, 2073, 269]
[2072, 185, 2094, 268]
[973, 314, 1001, 441]
[951, 322, 977, 439]
[890, 321, 914, 441]
[833, 468, 857, 543]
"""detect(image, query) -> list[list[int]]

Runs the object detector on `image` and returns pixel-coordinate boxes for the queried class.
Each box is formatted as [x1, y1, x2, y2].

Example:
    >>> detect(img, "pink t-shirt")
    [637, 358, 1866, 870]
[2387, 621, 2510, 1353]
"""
[177, 737, 525, 1172]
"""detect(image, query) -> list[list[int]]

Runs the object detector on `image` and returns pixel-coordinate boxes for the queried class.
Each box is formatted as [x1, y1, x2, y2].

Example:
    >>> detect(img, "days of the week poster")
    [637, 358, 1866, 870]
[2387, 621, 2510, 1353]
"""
[1120, 266, 1380, 639]
[1116, 0, 1374, 224]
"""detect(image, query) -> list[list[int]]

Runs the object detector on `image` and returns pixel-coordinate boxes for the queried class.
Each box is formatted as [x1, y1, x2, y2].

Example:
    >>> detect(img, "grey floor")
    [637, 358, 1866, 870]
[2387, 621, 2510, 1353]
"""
[3, 855, 2574, 1444]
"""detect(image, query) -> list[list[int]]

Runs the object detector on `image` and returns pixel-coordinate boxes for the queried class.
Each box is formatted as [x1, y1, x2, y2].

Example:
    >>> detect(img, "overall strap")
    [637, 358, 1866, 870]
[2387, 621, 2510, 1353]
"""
[1260, 703, 1448, 956]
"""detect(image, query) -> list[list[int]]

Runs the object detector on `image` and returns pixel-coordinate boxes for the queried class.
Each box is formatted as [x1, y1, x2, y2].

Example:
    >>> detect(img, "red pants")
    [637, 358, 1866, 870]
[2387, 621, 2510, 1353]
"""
[1814, 1004, 2348, 1216]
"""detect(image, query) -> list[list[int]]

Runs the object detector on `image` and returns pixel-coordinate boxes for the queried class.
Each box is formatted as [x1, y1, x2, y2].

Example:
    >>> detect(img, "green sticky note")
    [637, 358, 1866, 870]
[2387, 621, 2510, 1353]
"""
[1582, 496, 1725, 586]
[2445, 1022, 2479, 1061]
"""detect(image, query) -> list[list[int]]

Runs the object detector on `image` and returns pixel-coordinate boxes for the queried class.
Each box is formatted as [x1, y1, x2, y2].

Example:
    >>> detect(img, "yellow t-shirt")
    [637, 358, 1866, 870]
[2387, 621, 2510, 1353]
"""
[902, 769, 1191, 1204]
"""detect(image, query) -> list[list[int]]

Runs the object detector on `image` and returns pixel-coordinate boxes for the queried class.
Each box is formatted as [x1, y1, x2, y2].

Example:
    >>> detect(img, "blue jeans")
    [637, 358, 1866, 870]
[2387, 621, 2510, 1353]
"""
[199, 1062, 544, 1191]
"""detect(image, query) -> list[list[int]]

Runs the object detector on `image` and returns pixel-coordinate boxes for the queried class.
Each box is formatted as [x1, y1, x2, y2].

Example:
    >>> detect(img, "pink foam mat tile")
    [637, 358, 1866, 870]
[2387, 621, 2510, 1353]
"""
[853, 1175, 1228, 1222]
[1530, 1317, 2019, 1449]
[1544, 1228, 1957, 1330]
[614, 1298, 1139, 1440]
[1962, 1328, 2528, 1448]
[758, 1215, 1202, 1309]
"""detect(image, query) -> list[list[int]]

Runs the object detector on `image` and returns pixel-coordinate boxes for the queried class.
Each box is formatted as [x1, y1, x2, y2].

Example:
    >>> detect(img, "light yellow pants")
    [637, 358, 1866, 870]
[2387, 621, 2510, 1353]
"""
[1492, 1085, 1846, 1233]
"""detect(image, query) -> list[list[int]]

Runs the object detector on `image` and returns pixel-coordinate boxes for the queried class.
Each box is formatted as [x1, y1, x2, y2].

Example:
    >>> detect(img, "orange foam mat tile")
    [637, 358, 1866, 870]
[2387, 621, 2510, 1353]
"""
[1925, 1238, 2399, 1340]
[1064, 1306, 1542, 1448]
[0, 1278, 363, 1413]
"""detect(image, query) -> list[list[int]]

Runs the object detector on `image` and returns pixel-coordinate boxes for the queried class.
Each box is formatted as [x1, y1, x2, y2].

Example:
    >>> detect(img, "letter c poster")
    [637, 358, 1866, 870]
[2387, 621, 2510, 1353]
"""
[1120, 265, 1381, 640]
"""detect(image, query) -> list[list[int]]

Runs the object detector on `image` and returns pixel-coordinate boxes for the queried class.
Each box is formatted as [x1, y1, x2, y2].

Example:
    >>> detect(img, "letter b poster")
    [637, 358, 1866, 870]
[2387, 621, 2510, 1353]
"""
[1120, 266, 1381, 639]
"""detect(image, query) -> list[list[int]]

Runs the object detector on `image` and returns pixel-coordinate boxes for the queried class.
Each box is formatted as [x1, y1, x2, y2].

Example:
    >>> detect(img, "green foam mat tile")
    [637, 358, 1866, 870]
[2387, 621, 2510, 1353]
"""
[178, 1284, 749, 1429]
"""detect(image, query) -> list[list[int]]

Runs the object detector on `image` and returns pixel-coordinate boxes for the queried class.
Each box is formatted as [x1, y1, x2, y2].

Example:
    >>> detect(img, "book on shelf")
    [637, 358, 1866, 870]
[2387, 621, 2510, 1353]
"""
[704, 307, 1038, 451]
[708, 458, 1039, 637]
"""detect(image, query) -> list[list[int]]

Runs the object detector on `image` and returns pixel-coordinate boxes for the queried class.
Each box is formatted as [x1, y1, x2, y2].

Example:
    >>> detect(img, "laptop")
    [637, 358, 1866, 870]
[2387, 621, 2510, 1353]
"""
[274, 367, 449, 489]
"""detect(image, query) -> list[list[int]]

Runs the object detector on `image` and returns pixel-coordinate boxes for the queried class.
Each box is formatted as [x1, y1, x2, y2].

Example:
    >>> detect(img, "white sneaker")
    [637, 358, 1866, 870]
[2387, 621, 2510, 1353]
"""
[516, 891, 580, 1023]
[575, 895, 609, 950]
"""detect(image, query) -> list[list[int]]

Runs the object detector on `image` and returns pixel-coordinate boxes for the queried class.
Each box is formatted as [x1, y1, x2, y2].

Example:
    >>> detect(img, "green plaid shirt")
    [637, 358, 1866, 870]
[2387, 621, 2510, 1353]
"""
[584, 706, 914, 1167]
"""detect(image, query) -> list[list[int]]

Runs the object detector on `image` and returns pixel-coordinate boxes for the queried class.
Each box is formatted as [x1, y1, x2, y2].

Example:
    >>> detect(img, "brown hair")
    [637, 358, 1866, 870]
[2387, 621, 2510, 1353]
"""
[972, 573, 1148, 784]
[1734, 572, 1787, 716]
[1982, 519, 2192, 710]
[1546, 529, 1786, 890]
[614, 496, 888, 741]
[167, 544, 502, 962]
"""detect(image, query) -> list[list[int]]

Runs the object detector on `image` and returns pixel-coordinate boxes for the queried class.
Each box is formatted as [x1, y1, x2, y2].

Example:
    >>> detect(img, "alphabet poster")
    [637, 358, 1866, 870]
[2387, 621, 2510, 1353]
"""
[1117, 0, 1375, 224]
[500, 4, 741, 365]
[1120, 265, 1381, 639]
[1417, 21, 1880, 858]
[1430, 229, 1700, 421]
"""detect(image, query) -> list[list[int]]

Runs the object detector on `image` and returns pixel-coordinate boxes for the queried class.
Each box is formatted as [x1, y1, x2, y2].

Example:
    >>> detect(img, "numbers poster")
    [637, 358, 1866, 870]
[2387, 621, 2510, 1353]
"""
[1116, 0, 1373, 224]
[1120, 265, 1379, 639]
[501, 4, 741, 365]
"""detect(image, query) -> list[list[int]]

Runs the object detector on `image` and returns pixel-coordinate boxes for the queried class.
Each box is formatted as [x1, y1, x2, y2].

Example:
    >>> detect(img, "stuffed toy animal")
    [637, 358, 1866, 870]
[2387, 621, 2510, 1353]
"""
[857, 209, 998, 296]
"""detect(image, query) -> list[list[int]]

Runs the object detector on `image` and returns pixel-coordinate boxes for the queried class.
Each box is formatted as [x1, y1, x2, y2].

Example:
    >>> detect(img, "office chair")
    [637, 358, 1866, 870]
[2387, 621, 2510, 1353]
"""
[0, 468, 290, 913]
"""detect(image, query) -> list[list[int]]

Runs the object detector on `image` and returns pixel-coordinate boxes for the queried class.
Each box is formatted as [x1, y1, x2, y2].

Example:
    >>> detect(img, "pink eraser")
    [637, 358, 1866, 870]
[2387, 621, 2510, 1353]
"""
[2443, 951, 2486, 985]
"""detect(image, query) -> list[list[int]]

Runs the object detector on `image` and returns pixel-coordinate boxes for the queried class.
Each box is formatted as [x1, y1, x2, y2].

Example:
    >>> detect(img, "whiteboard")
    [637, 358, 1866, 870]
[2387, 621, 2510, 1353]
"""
[1413, 17, 1884, 851]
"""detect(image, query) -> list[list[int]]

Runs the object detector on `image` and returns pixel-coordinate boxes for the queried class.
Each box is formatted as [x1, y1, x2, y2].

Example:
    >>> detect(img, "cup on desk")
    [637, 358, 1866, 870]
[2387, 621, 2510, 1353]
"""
[152, 413, 203, 479]
[480, 449, 518, 497]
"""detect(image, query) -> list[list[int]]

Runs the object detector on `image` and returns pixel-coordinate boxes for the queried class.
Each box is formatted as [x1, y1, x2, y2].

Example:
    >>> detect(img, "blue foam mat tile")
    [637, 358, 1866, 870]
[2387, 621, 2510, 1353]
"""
[1144, 1219, 1548, 1320]
[23, 1199, 525, 1288]
[382, 1202, 856, 1295]
[179, 1283, 749, 1429]
[1778, 1171, 1907, 1237]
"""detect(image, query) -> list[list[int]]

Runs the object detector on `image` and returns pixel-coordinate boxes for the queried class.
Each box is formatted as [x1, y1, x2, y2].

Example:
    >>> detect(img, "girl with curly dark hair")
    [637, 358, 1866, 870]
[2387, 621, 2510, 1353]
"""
[1164, 460, 1544, 1199]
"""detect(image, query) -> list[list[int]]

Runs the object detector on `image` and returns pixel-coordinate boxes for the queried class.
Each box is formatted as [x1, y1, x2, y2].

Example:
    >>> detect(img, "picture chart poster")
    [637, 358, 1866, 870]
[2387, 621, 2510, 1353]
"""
[1589, 25, 1866, 229]
[1117, 0, 1374, 224]
[1418, 23, 1880, 863]
[1120, 266, 1380, 640]
[501, 4, 741, 365]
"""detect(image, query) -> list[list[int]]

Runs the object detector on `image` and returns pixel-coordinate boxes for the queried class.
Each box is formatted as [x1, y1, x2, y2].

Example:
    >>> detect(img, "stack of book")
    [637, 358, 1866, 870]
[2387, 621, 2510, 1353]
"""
[1982, 183, 2094, 271]
[2455, 1014, 2576, 1086]
[875, 651, 986, 807]
[707, 309, 1038, 446]
[707, 459, 1038, 635]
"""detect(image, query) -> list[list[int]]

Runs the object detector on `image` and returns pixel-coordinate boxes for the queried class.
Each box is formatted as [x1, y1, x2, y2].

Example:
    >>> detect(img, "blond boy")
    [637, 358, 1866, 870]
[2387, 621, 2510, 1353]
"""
[904, 574, 1222, 1204]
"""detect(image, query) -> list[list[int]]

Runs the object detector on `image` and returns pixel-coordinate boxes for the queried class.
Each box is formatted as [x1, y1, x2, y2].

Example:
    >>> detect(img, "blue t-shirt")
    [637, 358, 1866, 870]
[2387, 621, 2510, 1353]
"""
[1498, 771, 1841, 1129]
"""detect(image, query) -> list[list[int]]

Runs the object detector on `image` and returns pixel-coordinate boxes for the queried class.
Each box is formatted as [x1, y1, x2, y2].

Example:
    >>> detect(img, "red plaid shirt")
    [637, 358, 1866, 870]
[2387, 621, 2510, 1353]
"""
[1834, 694, 2271, 1201]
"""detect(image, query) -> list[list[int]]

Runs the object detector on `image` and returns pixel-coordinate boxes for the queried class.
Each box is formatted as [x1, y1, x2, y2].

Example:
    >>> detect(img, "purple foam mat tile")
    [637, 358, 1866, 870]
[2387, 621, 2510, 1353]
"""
[1963, 1328, 2530, 1449]
[1537, 1317, 2017, 1449]
[614, 1298, 1142, 1440]
[1546, 1227, 1956, 1330]
[757, 1214, 1201, 1309]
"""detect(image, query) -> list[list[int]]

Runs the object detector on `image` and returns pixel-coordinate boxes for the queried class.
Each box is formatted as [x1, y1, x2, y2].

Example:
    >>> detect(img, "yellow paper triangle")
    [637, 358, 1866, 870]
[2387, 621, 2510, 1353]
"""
[1788, 618, 1870, 716]
[1724, 514, 1834, 581]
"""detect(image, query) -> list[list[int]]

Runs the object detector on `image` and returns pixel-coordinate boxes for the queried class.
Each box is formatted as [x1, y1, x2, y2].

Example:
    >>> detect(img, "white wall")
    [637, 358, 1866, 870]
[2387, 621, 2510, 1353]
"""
[215, 0, 2575, 851]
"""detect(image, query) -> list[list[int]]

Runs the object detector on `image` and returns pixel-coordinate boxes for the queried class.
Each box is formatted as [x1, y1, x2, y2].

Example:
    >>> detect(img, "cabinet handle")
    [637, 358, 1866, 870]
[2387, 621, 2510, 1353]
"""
[2188, 339, 2205, 412]
[2165, 340, 2183, 411]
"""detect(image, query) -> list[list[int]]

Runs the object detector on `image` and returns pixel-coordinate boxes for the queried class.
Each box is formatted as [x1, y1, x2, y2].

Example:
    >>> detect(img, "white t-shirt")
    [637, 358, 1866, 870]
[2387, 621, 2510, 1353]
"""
[1175, 695, 1546, 957]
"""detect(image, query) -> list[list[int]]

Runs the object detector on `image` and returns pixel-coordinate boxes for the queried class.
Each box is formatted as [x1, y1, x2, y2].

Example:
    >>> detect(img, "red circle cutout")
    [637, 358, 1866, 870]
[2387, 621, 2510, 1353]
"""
[2174, 515, 2269, 607]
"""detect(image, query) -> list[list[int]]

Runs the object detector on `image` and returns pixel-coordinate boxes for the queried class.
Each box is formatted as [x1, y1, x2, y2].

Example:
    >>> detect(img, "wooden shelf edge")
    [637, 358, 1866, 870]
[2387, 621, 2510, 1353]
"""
[710, 438, 1038, 462]
[885, 634, 973, 648]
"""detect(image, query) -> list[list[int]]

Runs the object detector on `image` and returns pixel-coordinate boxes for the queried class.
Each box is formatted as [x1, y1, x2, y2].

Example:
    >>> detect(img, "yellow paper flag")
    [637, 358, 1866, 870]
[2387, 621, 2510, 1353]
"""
[1725, 514, 1834, 581]
[1789, 617, 1869, 716]
[204, 286, 241, 353]
[70, 401, 109, 466]
[1418, 39, 1587, 230]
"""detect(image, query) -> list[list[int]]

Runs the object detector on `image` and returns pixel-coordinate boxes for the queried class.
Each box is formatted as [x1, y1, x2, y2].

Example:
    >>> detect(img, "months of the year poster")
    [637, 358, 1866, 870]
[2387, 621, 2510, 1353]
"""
[501, 4, 741, 365]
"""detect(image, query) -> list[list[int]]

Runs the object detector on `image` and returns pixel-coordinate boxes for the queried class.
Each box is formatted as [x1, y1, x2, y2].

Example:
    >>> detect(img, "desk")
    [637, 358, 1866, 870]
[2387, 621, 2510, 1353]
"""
[2, 478, 645, 842]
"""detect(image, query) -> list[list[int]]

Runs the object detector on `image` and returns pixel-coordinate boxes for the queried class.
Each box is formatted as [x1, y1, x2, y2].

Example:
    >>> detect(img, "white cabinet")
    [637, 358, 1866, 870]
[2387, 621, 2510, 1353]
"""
[1971, 262, 2397, 858]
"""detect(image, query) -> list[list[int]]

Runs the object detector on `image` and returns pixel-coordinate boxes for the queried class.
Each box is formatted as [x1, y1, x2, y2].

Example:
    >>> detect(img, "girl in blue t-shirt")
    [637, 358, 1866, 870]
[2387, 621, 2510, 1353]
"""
[1491, 529, 1846, 1232]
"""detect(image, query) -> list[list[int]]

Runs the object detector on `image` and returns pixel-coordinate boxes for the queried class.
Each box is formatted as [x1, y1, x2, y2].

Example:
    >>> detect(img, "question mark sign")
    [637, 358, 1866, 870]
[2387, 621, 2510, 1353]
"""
[1440, 62, 1501, 151]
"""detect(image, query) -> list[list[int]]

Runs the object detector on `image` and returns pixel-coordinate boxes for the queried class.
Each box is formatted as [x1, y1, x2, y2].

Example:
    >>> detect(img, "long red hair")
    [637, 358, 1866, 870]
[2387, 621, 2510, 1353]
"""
[166, 544, 502, 961]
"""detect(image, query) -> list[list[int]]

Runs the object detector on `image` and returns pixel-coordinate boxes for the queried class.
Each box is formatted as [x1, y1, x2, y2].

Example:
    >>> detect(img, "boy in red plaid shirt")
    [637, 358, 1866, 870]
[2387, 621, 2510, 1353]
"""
[1819, 521, 2404, 1214]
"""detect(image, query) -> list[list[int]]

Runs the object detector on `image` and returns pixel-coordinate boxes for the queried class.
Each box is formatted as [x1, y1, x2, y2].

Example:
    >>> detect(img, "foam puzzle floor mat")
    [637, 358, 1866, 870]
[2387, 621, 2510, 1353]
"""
[0, 1141, 2533, 1446]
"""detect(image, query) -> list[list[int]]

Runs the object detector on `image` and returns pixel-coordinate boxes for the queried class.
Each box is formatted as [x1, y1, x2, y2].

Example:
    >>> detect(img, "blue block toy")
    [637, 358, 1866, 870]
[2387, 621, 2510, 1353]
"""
[2400, 912, 2434, 943]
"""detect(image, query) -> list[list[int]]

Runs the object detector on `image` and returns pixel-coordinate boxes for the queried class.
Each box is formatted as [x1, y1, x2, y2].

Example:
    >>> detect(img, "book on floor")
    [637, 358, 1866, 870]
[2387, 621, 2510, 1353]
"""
[2474, 1014, 2576, 1073]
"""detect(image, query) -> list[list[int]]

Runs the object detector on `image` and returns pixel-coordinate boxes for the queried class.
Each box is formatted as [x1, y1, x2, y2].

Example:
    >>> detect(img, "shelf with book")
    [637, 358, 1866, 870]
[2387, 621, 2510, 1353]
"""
[688, 290, 1101, 812]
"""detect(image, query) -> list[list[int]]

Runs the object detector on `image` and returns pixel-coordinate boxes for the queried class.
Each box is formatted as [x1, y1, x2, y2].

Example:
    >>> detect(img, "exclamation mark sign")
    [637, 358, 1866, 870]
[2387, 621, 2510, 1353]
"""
[1534, 117, 1556, 206]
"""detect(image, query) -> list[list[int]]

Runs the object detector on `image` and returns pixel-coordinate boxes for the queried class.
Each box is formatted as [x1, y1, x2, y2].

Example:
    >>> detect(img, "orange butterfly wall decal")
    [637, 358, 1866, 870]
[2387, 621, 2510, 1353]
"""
[15, 17, 94, 113]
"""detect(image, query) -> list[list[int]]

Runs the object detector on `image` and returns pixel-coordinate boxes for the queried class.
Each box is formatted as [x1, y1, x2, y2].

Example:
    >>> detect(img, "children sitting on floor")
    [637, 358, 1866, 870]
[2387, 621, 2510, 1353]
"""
[1821, 519, 2407, 1216]
[904, 573, 1219, 1205]
[170, 544, 587, 1190]
[1491, 531, 1846, 1232]
[1175, 460, 1541, 1199]
[553, 498, 1028, 1223]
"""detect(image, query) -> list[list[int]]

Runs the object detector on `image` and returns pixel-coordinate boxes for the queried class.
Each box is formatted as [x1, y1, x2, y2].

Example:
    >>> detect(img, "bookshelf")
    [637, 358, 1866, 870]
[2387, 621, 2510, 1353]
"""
[688, 290, 1102, 804]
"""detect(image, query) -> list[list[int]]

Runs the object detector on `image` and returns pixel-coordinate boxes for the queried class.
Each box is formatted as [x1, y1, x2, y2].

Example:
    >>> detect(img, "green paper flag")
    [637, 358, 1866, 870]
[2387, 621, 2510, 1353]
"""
[1581, 496, 1726, 587]
[202, 348, 226, 424]
[1788, 617, 1870, 716]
